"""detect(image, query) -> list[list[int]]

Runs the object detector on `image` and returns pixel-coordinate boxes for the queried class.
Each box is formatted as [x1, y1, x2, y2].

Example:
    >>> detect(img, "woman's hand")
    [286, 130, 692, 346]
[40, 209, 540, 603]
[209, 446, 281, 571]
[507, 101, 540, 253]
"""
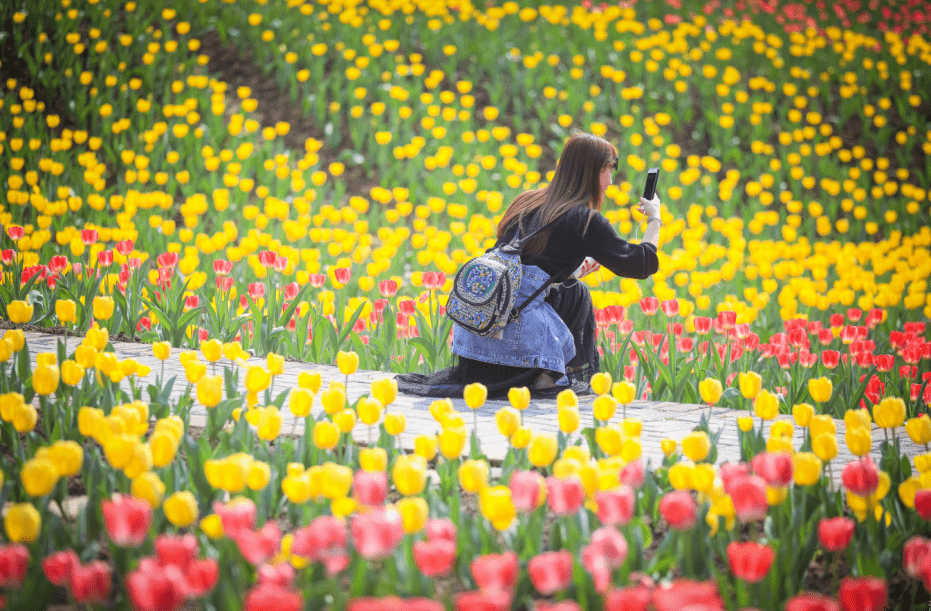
[639, 195, 661, 219]
[575, 256, 600, 278]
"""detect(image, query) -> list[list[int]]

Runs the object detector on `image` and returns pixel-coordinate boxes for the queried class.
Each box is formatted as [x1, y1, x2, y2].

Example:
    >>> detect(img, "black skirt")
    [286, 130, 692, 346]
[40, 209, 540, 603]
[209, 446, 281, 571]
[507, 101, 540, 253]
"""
[395, 280, 599, 399]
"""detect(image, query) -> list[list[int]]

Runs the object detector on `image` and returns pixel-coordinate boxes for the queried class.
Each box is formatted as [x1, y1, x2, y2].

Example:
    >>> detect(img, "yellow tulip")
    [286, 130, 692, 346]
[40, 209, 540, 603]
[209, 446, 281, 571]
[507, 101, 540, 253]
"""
[201, 339, 222, 362]
[222, 341, 247, 361]
[554, 458, 582, 479]
[809, 414, 836, 440]
[7, 300, 33, 324]
[511, 426, 531, 449]
[320, 462, 353, 500]
[359, 447, 387, 472]
[907, 417, 931, 446]
[21, 457, 58, 497]
[528, 433, 558, 468]
[413, 434, 438, 461]
[737, 416, 754, 432]
[556, 388, 578, 409]
[508, 386, 530, 410]
[247, 461, 271, 490]
[439, 426, 467, 459]
[124, 443, 153, 480]
[845, 426, 872, 456]
[164, 491, 198, 527]
[660, 438, 677, 456]
[336, 350, 359, 375]
[0, 393, 24, 422]
[78, 406, 103, 437]
[558, 406, 580, 433]
[681, 431, 711, 462]
[874, 397, 906, 429]
[267, 352, 285, 376]
[92, 295, 115, 321]
[5, 503, 41, 542]
[464, 382, 487, 410]
[753, 389, 779, 420]
[200, 514, 225, 539]
[4, 329, 25, 352]
[321, 387, 346, 415]
[85, 328, 108, 351]
[392, 454, 427, 496]
[333, 409, 356, 433]
[298, 370, 322, 393]
[792, 452, 822, 486]
[371, 377, 398, 406]
[282, 472, 312, 504]
[595, 424, 622, 456]
[898, 477, 921, 508]
[479, 485, 515, 530]
[60, 360, 85, 386]
[459, 459, 489, 493]
[698, 377, 722, 405]
[845, 409, 872, 431]
[792, 403, 814, 427]
[356, 397, 383, 426]
[289, 388, 314, 418]
[12, 403, 38, 433]
[668, 462, 695, 490]
[150, 431, 179, 468]
[396, 496, 429, 534]
[622, 418, 642, 437]
[55, 299, 77, 324]
[612, 381, 636, 404]
[915, 453, 931, 473]
[812, 433, 838, 462]
[0, 338, 11, 363]
[33, 364, 60, 396]
[384, 412, 406, 435]
[767, 485, 789, 506]
[152, 341, 171, 360]
[131, 471, 166, 508]
[255, 406, 282, 440]
[621, 437, 643, 462]
[495, 407, 520, 438]
[590, 372, 612, 395]
[244, 365, 271, 393]
[429, 398, 454, 422]
[331, 496, 357, 518]
[808, 377, 833, 403]
[692, 463, 716, 494]
[592, 395, 617, 421]
[196, 375, 223, 408]
[738, 371, 762, 399]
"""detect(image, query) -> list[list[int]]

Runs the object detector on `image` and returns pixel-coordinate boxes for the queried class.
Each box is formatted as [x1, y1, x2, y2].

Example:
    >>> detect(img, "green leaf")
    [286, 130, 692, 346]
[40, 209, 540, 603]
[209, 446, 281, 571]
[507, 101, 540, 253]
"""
[855, 555, 885, 578]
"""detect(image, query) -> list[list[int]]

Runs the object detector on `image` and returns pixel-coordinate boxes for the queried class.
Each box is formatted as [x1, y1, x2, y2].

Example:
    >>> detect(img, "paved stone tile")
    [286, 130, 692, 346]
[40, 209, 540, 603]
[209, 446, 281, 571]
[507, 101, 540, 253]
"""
[17, 331, 924, 469]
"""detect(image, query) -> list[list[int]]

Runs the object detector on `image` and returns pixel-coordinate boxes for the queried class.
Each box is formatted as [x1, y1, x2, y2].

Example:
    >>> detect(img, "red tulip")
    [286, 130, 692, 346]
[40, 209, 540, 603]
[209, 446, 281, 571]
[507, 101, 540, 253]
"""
[413, 538, 456, 577]
[818, 517, 855, 552]
[378, 279, 398, 297]
[675, 336, 694, 353]
[258, 250, 277, 268]
[453, 590, 511, 611]
[351, 508, 405, 561]
[348, 597, 445, 611]
[546, 475, 585, 516]
[716, 310, 736, 330]
[658, 491, 696, 530]
[0, 544, 29, 588]
[729, 475, 769, 522]
[6, 225, 24, 241]
[727, 541, 774, 582]
[585, 527, 628, 569]
[236, 521, 282, 565]
[470, 551, 518, 592]
[248, 282, 266, 301]
[784, 593, 840, 611]
[509, 470, 543, 513]
[48, 255, 69, 273]
[535, 602, 582, 611]
[915, 489, 931, 520]
[258, 563, 296, 588]
[353, 470, 388, 507]
[334, 267, 351, 284]
[284, 281, 300, 301]
[841, 457, 879, 497]
[652, 579, 724, 611]
[425, 518, 457, 543]
[639, 296, 659, 316]
[309, 273, 326, 287]
[213, 259, 233, 275]
[273, 255, 289, 272]
[719, 462, 750, 493]
[621, 459, 645, 489]
[693, 316, 712, 335]
[244, 583, 303, 611]
[751, 452, 793, 487]
[603, 584, 653, 611]
[186, 559, 219, 596]
[596, 485, 635, 526]
[838, 576, 886, 611]
[102, 495, 152, 547]
[398, 298, 416, 317]
[97, 249, 114, 267]
[43, 548, 79, 586]
[660, 299, 679, 316]
[213, 499, 257, 540]
[70, 561, 112, 604]
[126, 558, 188, 611]
[1, 249, 13, 264]
[904, 536, 931, 578]
[527, 550, 573, 595]
[154, 534, 198, 574]
[156, 251, 177, 268]
[292, 515, 347, 559]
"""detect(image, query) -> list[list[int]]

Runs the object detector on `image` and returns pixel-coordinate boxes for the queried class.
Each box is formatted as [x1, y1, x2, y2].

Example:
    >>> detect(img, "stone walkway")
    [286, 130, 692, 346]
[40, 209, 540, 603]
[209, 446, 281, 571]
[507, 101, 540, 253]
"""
[20, 331, 922, 472]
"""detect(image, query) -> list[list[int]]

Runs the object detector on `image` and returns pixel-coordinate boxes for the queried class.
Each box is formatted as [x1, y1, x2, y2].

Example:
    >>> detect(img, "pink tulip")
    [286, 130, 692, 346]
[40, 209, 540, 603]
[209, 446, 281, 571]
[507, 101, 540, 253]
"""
[904, 536, 931, 578]
[42, 549, 79, 587]
[596, 486, 635, 526]
[546, 476, 585, 516]
[244, 583, 303, 611]
[258, 563, 296, 588]
[213, 499, 257, 540]
[729, 475, 769, 522]
[508, 471, 543, 513]
[351, 509, 404, 561]
[236, 522, 282, 565]
[80, 228, 98, 245]
[453, 590, 511, 611]
[425, 518, 457, 543]
[841, 456, 879, 497]
[751, 452, 794, 487]
[154, 534, 198, 574]
[620, 459, 645, 489]
[334, 267, 351, 284]
[102, 495, 152, 547]
[0, 544, 29, 588]
[658, 491, 696, 530]
[70, 561, 112, 604]
[470, 551, 518, 592]
[413, 538, 456, 577]
[527, 550, 573, 595]
[353, 470, 388, 507]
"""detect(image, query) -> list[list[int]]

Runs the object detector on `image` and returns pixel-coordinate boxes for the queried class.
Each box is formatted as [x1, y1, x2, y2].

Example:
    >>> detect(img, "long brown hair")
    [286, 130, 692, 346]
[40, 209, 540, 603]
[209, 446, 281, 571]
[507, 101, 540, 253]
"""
[497, 133, 617, 253]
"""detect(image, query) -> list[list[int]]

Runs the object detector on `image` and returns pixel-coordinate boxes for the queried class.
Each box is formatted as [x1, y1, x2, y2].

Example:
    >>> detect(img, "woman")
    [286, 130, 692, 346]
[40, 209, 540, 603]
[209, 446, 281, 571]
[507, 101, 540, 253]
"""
[397, 133, 662, 398]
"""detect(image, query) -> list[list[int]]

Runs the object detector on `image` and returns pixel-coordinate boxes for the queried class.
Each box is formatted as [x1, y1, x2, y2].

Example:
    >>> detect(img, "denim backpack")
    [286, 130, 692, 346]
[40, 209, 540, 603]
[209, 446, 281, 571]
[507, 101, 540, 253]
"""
[446, 213, 566, 337]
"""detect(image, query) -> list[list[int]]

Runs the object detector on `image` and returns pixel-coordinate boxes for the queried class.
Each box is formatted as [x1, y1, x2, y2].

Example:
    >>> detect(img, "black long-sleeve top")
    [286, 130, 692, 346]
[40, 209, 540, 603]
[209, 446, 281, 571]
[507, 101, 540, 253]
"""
[496, 205, 659, 282]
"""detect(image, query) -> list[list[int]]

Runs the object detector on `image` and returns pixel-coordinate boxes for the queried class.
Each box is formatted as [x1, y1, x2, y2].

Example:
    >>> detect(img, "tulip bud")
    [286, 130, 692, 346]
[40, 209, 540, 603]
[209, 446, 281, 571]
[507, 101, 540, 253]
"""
[590, 372, 612, 396]
[335, 350, 359, 375]
[463, 382, 487, 410]
[164, 491, 199, 527]
[738, 371, 762, 399]
[507, 386, 530, 410]
[698, 377, 723, 405]
[681, 431, 711, 462]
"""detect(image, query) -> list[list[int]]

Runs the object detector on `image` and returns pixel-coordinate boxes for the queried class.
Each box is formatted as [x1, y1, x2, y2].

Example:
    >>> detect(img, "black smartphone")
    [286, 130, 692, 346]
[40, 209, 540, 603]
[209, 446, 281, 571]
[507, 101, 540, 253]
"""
[643, 168, 660, 200]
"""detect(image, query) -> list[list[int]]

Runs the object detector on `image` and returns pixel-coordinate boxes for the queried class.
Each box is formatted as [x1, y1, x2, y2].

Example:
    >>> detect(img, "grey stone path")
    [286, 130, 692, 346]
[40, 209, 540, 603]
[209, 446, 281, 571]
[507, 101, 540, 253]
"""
[19, 331, 923, 473]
